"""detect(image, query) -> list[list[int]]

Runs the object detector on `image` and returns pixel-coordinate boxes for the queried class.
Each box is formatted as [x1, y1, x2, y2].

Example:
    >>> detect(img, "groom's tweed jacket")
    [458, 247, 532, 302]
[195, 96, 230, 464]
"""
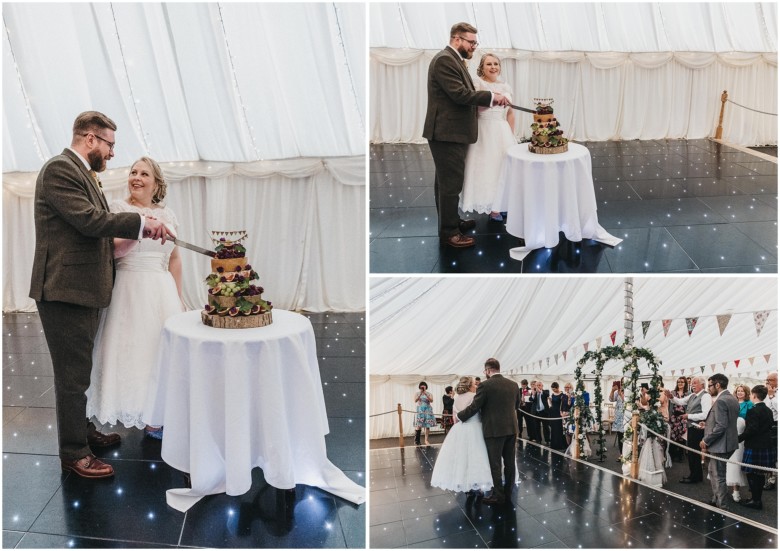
[458, 374, 521, 438]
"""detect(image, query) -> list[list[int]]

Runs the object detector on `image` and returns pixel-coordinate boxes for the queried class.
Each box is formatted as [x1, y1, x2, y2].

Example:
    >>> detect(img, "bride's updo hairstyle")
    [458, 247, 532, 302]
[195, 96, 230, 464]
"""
[476, 53, 501, 78]
[131, 156, 167, 205]
[455, 376, 473, 394]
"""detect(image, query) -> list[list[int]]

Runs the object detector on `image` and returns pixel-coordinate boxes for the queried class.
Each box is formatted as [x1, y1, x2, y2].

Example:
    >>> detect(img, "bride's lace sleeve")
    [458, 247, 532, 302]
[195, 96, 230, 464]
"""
[108, 198, 130, 214]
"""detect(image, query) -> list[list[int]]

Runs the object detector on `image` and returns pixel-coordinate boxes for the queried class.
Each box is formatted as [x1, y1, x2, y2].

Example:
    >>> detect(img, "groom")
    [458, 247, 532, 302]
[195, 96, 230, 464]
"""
[30, 111, 172, 479]
[423, 22, 510, 248]
[457, 358, 521, 504]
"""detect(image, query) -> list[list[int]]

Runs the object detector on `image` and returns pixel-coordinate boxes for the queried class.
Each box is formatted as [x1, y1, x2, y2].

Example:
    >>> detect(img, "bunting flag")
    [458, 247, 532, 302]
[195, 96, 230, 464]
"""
[563, 350, 568, 362]
[700, 366, 705, 373]
[671, 370, 675, 376]
[583, 342, 589, 352]
[596, 337, 602, 350]
[641, 322, 651, 338]
[685, 317, 698, 336]
[764, 354, 772, 364]
[735, 359, 740, 368]
[662, 319, 673, 337]
[610, 330, 617, 345]
[722, 362, 728, 370]
[546, 357, 550, 367]
[716, 314, 732, 336]
[749, 357, 755, 366]
[555, 353, 559, 364]
[711, 365, 716, 372]
[754, 311, 770, 337]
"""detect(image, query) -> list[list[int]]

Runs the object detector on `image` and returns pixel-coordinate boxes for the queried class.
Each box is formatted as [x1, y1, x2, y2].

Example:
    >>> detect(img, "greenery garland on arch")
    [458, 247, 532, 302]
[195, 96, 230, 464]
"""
[576, 339, 667, 462]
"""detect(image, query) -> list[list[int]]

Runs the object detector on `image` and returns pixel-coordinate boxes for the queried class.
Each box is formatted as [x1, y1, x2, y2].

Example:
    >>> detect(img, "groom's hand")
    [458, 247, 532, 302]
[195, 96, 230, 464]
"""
[143, 218, 174, 244]
[492, 93, 510, 107]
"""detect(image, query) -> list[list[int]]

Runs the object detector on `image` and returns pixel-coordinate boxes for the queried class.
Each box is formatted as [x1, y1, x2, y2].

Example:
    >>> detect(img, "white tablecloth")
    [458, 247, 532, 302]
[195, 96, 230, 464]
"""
[493, 142, 622, 261]
[145, 309, 365, 512]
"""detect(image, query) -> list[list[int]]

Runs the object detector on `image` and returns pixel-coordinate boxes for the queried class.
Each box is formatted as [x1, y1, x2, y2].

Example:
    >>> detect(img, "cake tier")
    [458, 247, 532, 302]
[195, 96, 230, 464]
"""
[209, 269, 254, 281]
[211, 257, 248, 272]
[202, 310, 273, 329]
[528, 143, 569, 154]
[534, 113, 554, 124]
[208, 295, 266, 308]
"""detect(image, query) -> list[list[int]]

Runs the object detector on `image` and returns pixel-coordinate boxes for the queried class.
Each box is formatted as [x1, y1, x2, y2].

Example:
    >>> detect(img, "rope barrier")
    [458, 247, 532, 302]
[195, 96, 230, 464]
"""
[726, 99, 777, 117]
[640, 423, 778, 474]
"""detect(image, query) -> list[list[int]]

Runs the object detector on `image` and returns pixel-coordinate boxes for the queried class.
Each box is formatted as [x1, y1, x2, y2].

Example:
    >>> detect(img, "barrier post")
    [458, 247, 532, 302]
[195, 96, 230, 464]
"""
[715, 90, 728, 139]
[630, 410, 640, 478]
[397, 403, 404, 448]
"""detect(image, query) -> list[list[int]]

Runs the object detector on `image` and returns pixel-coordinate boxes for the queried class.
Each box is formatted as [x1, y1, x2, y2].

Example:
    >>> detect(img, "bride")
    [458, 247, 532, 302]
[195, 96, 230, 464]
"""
[430, 376, 493, 493]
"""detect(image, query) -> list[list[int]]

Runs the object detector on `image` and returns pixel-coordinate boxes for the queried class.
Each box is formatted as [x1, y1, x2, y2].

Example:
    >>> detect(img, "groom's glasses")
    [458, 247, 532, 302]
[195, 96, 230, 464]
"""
[458, 36, 479, 47]
[83, 133, 115, 152]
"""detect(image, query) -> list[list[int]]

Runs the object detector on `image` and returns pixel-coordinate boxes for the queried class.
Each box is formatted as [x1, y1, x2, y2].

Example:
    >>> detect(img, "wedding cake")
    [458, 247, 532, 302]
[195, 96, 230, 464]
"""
[202, 231, 273, 329]
[529, 99, 569, 154]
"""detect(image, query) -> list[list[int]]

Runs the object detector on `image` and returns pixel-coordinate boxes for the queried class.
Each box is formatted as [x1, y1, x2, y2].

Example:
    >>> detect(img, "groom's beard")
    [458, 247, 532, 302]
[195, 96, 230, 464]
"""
[457, 45, 473, 59]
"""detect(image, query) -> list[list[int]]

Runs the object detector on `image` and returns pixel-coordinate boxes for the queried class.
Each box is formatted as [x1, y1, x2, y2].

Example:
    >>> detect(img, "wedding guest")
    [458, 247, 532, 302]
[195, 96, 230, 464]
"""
[735, 384, 754, 419]
[700, 373, 739, 509]
[87, 157, 184, 440]
[548, 382, 567, 450]
[461, 53, 516, 222]
[740, 385, 776, 509]
[562, 382, 574, 445]
[475, 376, 482, 386]
[727, 417, 748, 503]
[442, 386, 455, 436]
[611, 382, 625, 458]
[518, 379, 532, 439]
[525, 379, 539, 442]
[669, 377, 689, 461]
[414, 381, 437, 446]
[30, 111, 172, 479]
[637, 383, 651, 410]
[533, 381, 551, 444]
[423, 22, 510, 249]
[673, 376, 712, 484]
[763, 372, 777, 490]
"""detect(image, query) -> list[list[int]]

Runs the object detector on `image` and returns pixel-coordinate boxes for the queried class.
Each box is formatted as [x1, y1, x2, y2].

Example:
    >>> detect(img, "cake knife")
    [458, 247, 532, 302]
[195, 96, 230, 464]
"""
[172, 237, 217, 257]
[508, 103, 538, 114]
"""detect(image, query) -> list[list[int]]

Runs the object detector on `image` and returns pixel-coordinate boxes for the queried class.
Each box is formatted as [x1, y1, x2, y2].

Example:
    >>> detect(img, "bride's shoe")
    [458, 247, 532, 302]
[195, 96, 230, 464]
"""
[489, 212, 504, 222]
[144, 425, 164, 440]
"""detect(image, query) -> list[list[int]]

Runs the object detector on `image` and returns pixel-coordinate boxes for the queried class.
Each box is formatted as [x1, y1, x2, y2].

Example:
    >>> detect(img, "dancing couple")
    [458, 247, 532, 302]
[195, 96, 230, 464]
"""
[430, 358, 521, 504]
[424, 22, 517, 249]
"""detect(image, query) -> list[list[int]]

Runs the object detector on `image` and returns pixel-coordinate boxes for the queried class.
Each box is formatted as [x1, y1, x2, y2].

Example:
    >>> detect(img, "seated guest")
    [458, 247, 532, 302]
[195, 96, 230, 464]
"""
[739, 385, 776, 510]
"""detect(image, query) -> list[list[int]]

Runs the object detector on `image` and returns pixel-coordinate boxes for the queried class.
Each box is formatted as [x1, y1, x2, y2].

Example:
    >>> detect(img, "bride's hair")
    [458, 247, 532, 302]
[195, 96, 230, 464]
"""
[455, 376, 473, 394]
[476, 53, 501, 78]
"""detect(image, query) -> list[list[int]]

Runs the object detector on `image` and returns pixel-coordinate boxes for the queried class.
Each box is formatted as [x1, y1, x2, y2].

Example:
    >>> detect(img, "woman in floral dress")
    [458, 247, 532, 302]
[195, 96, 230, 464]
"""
[669, 377, 688, 461]
[414, 381, 437, 445]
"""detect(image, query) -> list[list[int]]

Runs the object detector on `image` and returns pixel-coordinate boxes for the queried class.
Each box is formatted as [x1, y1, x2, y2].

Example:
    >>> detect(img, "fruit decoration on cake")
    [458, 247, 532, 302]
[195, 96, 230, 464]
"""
[201, 230, 273, 329]
[529, 98, 569, 154]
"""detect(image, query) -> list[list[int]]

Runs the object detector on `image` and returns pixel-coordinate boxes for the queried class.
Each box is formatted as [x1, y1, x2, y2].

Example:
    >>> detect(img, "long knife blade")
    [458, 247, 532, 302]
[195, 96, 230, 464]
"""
[172, 237, 216, 257]
[508, 103, 538, 114]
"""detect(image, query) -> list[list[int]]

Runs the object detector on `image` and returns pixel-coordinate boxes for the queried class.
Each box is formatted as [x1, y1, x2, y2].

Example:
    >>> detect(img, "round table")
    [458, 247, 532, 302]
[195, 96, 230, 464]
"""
[144, 309, 365, 512]
[492, 142, 622, 261]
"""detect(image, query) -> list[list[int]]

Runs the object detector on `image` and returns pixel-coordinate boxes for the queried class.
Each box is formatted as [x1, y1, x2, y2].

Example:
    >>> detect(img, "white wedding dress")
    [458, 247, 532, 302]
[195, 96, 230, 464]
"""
[86, 200, 184, 429]
[460, 78, 517, 214]
[430, 391, 493, 492]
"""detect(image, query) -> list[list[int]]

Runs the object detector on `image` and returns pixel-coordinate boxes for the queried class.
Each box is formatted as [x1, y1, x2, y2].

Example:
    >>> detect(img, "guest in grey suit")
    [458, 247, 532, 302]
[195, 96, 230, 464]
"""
[30, 111, 172, 479]
[457, 358, 521, 504]
[423, 22, 510, 248]
[700, 373, 740, 508]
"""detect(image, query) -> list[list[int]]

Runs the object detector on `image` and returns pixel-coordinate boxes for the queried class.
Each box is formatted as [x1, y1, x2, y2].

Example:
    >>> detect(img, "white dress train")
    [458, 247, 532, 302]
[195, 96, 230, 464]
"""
[726, 417, 748, 488]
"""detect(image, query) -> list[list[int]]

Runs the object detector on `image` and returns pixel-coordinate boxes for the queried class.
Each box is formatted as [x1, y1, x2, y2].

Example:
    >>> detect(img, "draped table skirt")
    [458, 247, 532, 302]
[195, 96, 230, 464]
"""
[492, 142, 622, 261]
[144, 309, 365, 512]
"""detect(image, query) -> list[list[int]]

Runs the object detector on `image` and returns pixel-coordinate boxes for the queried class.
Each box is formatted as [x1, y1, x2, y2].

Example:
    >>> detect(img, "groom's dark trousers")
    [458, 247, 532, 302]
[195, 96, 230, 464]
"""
[457, 373, 521, 502]
[29, 148, 142, 461]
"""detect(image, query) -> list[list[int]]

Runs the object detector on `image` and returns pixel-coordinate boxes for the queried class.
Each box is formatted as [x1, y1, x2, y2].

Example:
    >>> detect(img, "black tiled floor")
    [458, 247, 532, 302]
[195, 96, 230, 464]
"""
[2, 311, 365, 548]
[369, 440, 777, 548]
[370, 140, 777, 273]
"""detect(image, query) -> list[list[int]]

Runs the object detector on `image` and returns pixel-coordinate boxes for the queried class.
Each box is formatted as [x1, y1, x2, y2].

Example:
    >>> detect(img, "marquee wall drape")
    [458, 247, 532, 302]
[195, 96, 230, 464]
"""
[3, 3, 366, 312]
[369, 277, 777, 439]
[370, 3, 778, 145]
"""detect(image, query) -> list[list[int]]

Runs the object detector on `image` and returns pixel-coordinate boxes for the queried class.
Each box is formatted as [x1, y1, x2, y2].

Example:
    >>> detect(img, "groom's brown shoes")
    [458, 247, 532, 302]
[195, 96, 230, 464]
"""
[61, 454, 114, 479]
[87, 430, 121, 448]
[440, 233, 475, 248]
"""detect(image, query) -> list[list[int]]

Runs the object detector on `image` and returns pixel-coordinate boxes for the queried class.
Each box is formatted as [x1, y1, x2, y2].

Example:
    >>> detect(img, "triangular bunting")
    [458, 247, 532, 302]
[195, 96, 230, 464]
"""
[563, 350, 568, 362]
[641, 322, 651, 339]
[711, 365, 716, 372]
[555, 354, 559, 364]
[716, 314, 732, 336]
[700, 366, 705, 373]
[764, 354, 771, 364]
[754, 311, 771, 337]
[722, 362, 728, 370]
[748, 357, 755, 366]
[662, 319, 673, 337]
[583, 342, 589, 352]
[735, 359, 740, 368]
[685, 317, 698, 336]
[596, 337, 602, 350]
[610, 330, 617, 345]
[671, 370, 675, 376]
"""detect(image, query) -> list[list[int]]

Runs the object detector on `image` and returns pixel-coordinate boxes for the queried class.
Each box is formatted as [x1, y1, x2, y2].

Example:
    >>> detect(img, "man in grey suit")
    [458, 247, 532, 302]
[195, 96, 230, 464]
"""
[30, 111, 172, 479]
[672, 375, 711, 483]
[457, 358, 521, 504]
[700, 373, 739, 508]
[423, 22, 510, 248]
